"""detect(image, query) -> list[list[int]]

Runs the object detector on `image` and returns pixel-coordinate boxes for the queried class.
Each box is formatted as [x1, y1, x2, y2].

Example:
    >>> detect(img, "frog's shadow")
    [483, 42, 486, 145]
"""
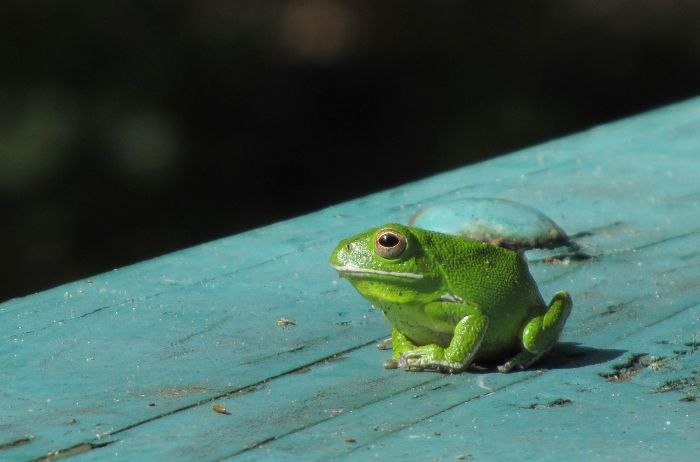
[538, 342, 626, 369]
[473, 342, 626, 372]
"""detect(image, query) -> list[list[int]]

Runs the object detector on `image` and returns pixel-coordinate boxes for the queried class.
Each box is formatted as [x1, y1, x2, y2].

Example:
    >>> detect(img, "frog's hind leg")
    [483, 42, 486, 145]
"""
[498, 291, 572, 373]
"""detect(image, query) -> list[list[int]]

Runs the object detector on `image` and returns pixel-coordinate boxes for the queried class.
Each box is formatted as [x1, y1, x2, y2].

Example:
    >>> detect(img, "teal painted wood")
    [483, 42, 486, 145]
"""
[2, 97, 700, 461]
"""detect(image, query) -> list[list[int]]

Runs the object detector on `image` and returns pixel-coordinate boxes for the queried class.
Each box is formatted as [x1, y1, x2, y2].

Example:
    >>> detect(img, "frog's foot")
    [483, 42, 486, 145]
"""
[499, 291, 573, 373]
[397, 345, 468, 373]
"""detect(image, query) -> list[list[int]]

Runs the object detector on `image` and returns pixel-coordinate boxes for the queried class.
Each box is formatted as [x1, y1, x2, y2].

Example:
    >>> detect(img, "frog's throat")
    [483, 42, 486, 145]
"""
[331, 265, 424, 280]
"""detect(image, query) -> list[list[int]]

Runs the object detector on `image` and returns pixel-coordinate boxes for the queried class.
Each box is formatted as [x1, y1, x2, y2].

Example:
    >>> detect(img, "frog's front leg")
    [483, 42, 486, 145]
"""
[397, 307, 489, 373]
[382, 328, 417, 369]
[498, 291, 572, 372]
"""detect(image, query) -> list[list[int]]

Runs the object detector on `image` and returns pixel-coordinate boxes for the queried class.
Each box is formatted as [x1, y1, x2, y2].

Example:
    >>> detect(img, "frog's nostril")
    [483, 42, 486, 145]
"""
[346, 243, 353, 251]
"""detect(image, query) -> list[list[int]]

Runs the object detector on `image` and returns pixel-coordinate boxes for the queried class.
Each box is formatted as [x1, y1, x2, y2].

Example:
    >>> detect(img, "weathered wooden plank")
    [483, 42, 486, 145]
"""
[65, 251, 700, 461]
[2, 97, 700, 461]
[65, 300, 698, 462]
[235, 306, 699, 462]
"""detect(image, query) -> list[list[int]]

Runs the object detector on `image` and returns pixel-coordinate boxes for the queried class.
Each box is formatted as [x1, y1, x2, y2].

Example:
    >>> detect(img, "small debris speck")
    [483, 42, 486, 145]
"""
[343, 437, 356, 443]
[277, 318, 296, 328]
[212, 404, 231, 415]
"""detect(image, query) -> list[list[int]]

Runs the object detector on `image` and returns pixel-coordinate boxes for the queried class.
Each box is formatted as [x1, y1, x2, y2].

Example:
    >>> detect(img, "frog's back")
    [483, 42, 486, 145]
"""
[422, 229, 545, 314]
[416, 230, 545, 360]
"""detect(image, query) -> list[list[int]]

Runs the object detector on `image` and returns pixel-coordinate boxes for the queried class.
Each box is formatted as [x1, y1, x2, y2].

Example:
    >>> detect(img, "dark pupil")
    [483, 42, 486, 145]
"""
[379, 233, 399, 248]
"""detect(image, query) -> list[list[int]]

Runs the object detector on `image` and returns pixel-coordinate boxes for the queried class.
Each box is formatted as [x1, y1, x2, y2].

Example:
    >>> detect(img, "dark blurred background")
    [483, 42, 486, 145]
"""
[2, 0, 700, 301]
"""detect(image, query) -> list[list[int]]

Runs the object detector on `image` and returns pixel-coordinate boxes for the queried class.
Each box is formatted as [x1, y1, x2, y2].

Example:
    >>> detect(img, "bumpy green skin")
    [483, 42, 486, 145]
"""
[330, 223, 572, 373]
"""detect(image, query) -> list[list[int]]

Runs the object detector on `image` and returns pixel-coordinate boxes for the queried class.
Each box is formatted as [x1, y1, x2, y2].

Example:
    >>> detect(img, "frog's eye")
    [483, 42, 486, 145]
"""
[374, 229, 407, 259]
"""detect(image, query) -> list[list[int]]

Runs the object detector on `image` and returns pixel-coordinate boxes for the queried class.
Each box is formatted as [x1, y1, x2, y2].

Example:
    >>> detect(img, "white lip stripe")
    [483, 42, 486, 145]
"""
[332, 265, 424, 280]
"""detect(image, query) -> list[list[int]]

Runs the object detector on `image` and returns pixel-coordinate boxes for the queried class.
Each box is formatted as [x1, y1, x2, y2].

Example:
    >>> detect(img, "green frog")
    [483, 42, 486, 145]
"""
[330, 223, 572, 373]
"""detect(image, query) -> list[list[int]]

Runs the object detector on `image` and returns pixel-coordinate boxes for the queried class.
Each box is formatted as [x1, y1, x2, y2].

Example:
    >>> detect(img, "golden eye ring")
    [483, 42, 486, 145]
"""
[374, 229, 407, 259]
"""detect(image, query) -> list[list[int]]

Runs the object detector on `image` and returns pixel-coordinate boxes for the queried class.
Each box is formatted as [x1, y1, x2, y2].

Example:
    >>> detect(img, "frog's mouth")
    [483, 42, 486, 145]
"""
[331, 264, 424, 280]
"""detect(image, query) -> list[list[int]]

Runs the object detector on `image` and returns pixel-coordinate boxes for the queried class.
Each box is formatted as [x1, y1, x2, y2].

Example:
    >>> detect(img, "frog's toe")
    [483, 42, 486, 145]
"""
[383, 358, 399, 369]
[396, 352, 425, 370]
[397, 351, 436, 371]
[496, 359, 521, 373]
[376, 337, 393, 350]
[497, 351, 541, 373]
[397, 351, 466, 373]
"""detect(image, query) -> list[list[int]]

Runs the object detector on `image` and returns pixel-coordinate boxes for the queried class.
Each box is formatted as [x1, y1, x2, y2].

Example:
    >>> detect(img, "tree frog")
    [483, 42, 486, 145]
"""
[330, 223, 572, 373]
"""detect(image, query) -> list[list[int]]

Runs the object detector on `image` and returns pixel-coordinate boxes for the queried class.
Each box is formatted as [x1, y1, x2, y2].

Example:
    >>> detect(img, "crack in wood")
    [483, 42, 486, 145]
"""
[542, 250, 596, 265]
[16, 303, 120, 336]
[656, 375, 700, 394]
[169, 314, 235, 347]
[634, 229, 700, 251]
[0, 436, 33, 451]
[238, 343, 307, 365]
[30, 440, 116, 462]
[523, 398, 573, 409]
[570, 221, 625, 239]
[599, 353, 664, 382]
[642, 302, 699, 330]
[601, 337, 699, 386]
